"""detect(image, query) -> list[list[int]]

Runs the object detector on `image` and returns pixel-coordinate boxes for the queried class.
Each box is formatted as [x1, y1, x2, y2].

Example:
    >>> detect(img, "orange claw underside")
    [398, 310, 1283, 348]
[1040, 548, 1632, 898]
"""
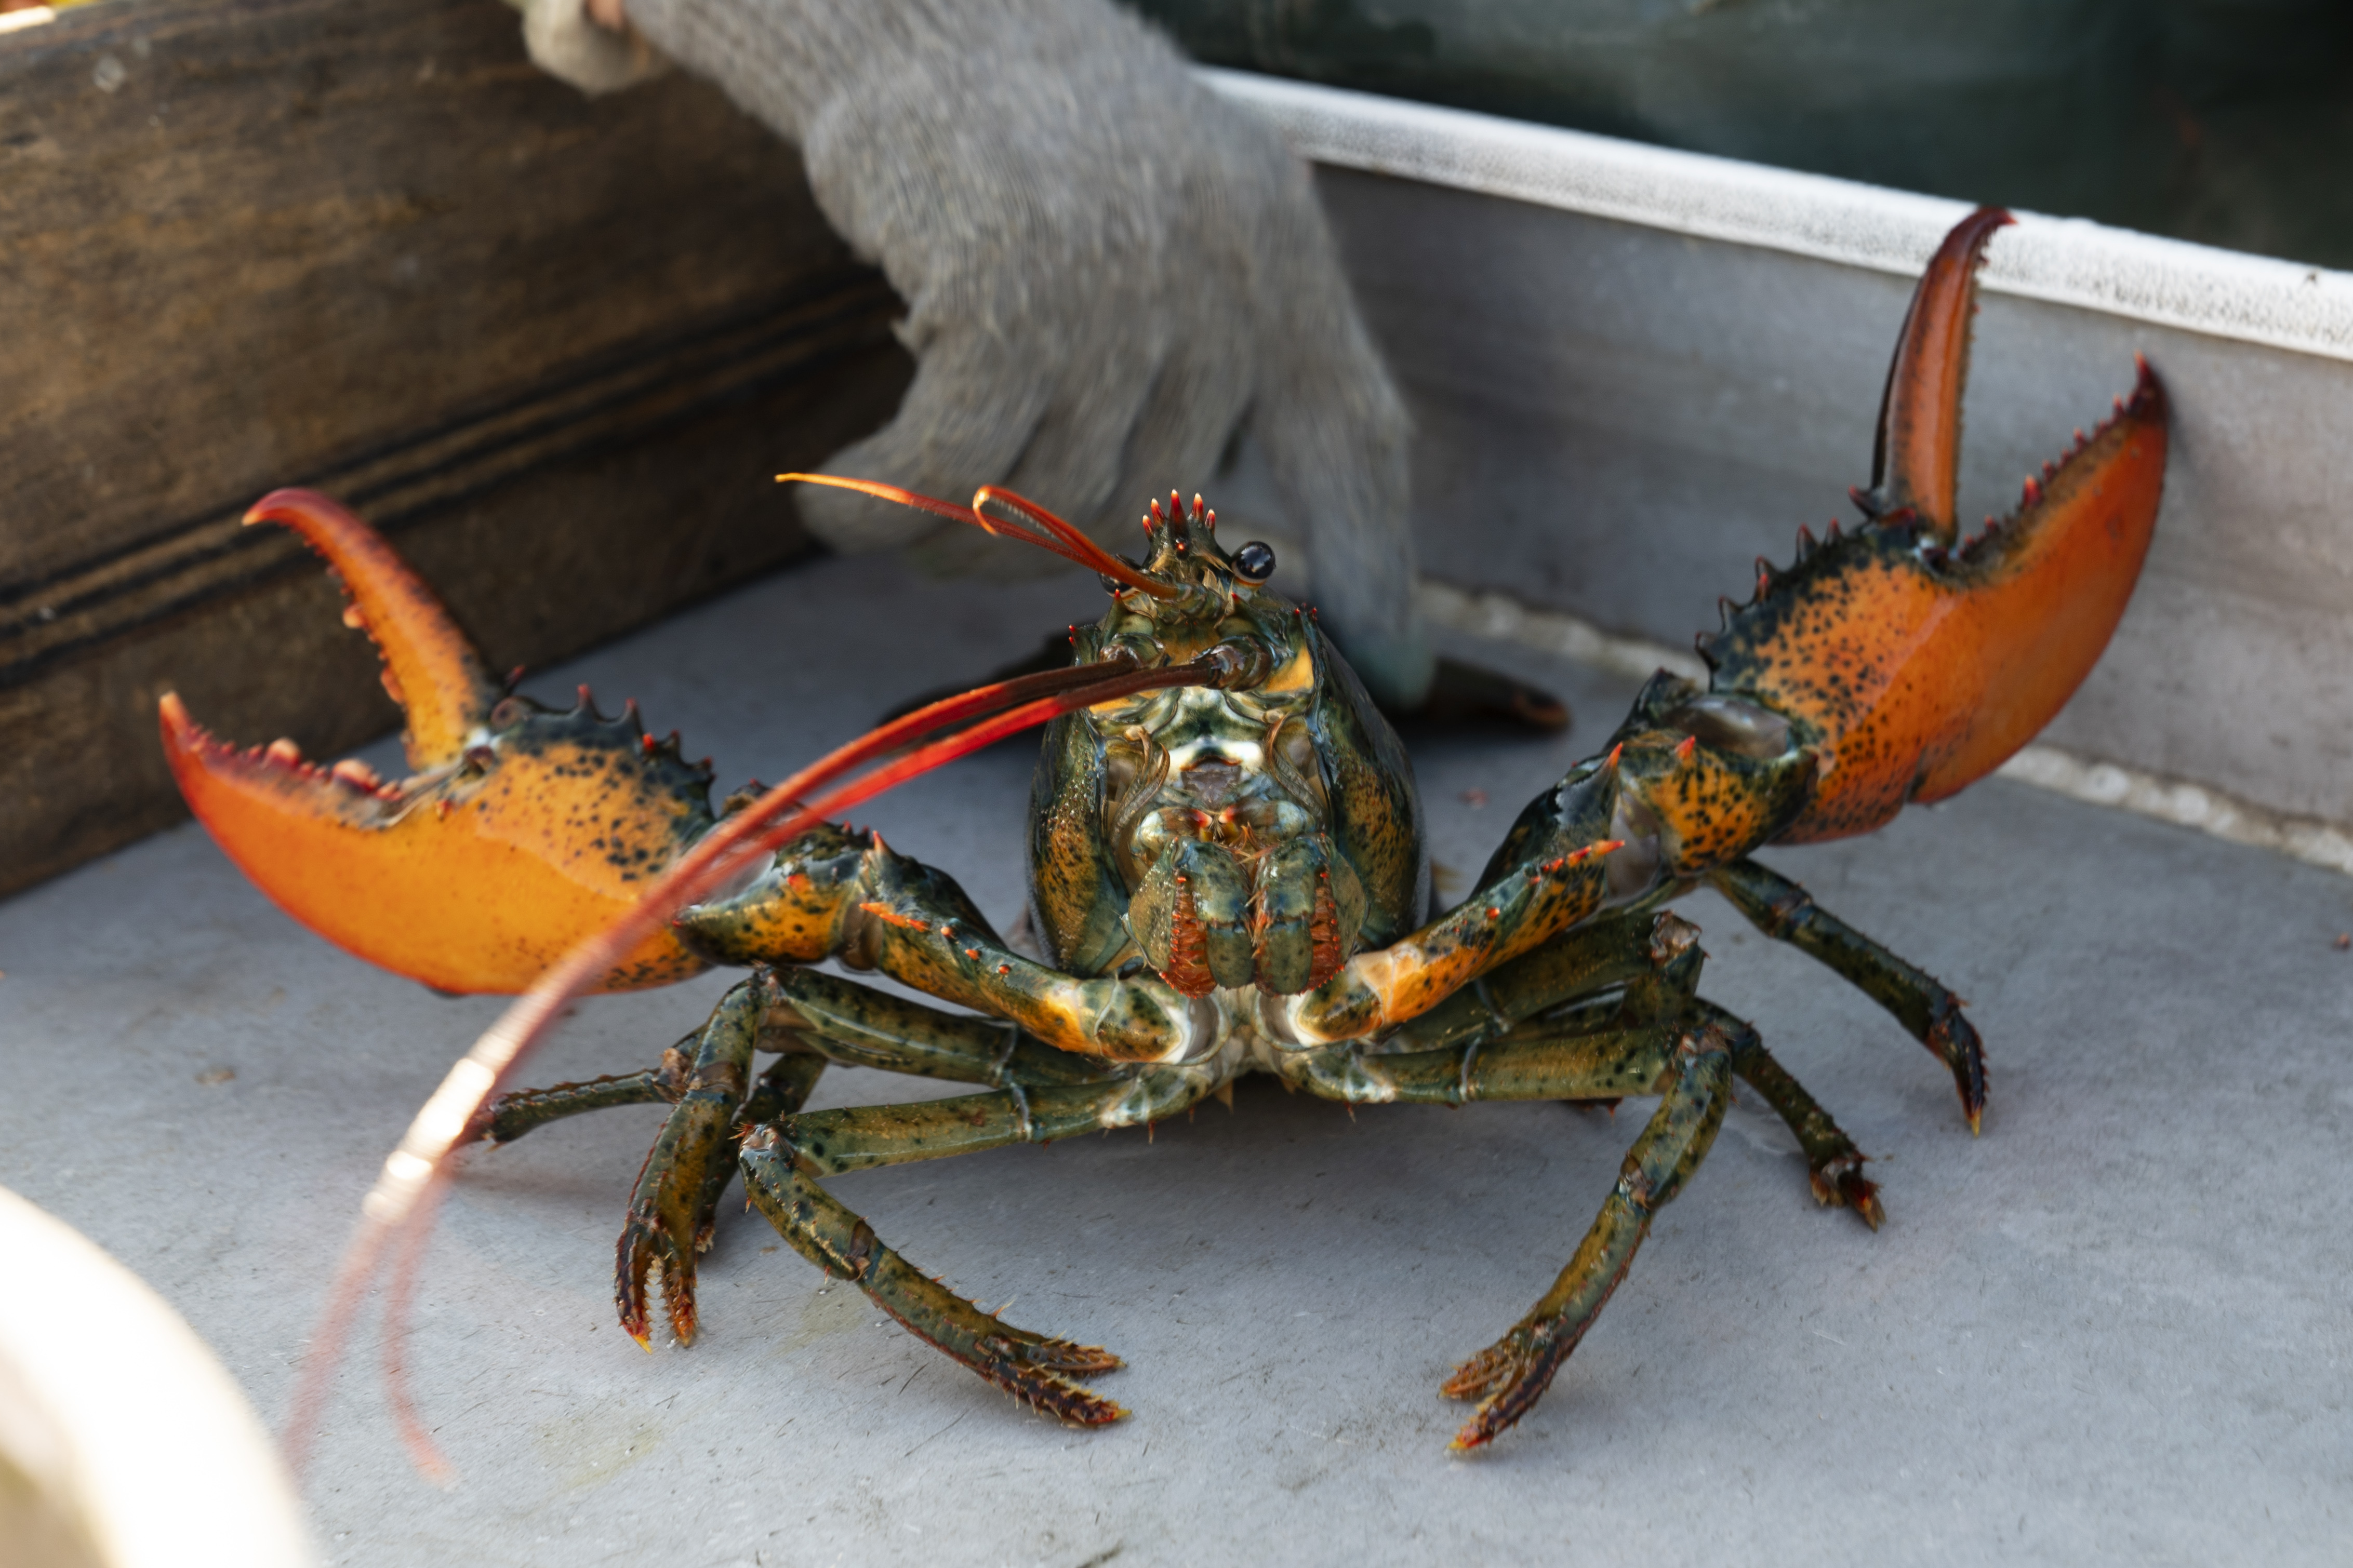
[160, 491, 712, 995]
[1896, 373, 2167, 808]
[1747, 365, 2167, 844]
[1706, 208, 2170, 844]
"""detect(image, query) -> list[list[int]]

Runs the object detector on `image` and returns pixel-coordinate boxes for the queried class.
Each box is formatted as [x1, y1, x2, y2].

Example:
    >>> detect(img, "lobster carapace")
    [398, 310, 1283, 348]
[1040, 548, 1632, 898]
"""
[162, 207, 2166, 1451]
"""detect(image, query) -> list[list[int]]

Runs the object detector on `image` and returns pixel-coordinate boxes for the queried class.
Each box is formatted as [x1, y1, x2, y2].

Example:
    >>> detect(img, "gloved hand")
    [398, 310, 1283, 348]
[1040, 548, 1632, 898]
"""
[513, 0, 1434, 708]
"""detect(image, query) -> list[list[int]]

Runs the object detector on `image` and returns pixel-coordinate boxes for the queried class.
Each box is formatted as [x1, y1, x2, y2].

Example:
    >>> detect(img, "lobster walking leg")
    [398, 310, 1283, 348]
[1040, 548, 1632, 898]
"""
[1277, 1018, 1691, 1106]
[492, 963, 1138, 1348]
[1603, 946, 1881, 1228]
[478, 1041, 827, 1245]
[1442, 1023, 1736, 1450]
[1707, 857, 1986, 1130]
[1284, 933, 1872, 1438]
[612, 983, 831, 1346]
[478, 1044, 698, 1144]
[765, 1072, 1220, 1175]
[687, 1052, 829, 1259]
[756, 968, 1133, 1089]
[1371, 909, 1694, 1057]
[1540, 900, 1880, 1227]
[737, 1069, 1223, 1424]
[1711, 1004, 1882, 1228]
[1387, 920, 1878, 1228]
[740, 1145, 1127, 1424]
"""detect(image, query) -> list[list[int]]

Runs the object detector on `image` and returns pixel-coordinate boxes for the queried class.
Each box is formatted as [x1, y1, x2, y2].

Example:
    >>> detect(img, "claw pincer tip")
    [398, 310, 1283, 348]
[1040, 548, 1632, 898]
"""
[165, 492, 715, 995]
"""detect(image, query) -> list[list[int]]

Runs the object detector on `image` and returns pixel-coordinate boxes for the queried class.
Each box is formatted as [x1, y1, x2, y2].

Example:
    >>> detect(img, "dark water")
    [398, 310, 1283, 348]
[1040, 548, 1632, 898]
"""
[1137, 0, 2353, 272]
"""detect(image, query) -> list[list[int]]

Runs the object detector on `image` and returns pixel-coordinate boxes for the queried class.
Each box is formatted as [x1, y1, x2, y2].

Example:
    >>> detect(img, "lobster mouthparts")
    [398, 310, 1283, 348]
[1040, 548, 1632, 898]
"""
[160, 490, 716, 995]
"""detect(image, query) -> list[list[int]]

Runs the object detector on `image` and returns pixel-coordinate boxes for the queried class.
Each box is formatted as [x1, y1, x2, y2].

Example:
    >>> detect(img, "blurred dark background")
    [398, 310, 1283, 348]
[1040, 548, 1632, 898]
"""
[1132, 0, 2353, 271]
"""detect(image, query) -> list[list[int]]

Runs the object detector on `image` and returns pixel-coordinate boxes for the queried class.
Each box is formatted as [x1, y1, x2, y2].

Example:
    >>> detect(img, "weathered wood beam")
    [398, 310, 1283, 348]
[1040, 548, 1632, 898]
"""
[0, 0, 911, 895]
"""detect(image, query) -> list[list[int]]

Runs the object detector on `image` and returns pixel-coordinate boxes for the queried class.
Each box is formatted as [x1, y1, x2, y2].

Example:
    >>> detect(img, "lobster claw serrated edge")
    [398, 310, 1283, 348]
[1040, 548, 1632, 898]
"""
[159, 490, 714, 995]
[1697, 208, 2169, 843]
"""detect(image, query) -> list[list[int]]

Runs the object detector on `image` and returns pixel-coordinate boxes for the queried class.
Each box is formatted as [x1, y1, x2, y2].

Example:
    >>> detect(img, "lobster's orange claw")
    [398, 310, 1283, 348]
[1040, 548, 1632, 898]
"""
[1855, 206, 2016, 539]
[242, 489, 504, 769]
[1703, 207, 2169, 843]
[161, 491, 715, 995]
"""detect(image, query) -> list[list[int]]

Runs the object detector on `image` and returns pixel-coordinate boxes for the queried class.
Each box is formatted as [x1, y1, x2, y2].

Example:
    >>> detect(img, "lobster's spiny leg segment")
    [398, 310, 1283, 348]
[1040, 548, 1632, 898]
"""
[501, 965, 1139, 1358]
[753, 967, 1134, 1090]
[1719, 1011, 1883, 1228]
[1270, 915, 1880, 1443]
[611, 982, 814, 1348]
[477, 1041, 697, 1145]
[1443, 1022, 1736, 1450]
[738, 1065, 1227, 1425]
[742, 1140, 1128, 1425]
[1710, 856, 1985, 1130]
[679, 825, 1225, 1064]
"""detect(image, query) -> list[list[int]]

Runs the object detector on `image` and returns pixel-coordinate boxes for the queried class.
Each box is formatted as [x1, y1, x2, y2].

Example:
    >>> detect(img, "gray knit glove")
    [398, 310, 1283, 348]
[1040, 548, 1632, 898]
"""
[514, 0, 1432, 707]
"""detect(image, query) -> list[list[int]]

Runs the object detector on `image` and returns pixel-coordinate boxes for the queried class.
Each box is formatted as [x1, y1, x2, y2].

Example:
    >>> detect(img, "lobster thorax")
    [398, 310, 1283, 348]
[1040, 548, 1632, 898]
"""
[1028, 495, 1427, 997]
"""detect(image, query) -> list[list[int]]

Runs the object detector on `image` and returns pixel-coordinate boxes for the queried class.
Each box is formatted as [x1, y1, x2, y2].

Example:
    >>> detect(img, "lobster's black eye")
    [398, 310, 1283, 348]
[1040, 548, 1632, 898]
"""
[1231, 541, 1277, 583]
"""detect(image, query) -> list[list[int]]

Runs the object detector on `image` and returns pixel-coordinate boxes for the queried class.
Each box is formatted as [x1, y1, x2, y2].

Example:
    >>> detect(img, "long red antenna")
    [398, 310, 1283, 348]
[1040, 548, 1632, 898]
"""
[282, 649, 1226, 1478]
[778, 473, 1180, 600]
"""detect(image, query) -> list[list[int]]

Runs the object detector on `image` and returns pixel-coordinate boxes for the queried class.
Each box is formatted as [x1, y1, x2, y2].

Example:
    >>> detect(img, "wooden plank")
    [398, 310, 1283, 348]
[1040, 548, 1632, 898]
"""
[0, 0, 913, 895]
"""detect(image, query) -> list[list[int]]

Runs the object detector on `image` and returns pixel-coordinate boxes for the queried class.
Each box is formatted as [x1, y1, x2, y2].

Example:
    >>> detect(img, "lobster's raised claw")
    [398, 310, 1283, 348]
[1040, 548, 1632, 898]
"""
[160, 490, 716, 995]
[1700, 207, 2170, 843]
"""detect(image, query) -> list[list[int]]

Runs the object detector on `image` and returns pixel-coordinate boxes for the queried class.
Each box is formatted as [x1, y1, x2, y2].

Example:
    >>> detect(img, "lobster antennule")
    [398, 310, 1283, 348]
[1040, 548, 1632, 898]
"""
[778, 473, 1180, 599]
[1857, 206, 2014, 541]
[243, 489, 501, 768]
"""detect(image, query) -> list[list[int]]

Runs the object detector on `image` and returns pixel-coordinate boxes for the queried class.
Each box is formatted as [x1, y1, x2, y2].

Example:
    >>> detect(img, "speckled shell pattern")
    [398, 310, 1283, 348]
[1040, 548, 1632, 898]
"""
[1026, 600, 1428, 993]
[159, 490, 720, 997]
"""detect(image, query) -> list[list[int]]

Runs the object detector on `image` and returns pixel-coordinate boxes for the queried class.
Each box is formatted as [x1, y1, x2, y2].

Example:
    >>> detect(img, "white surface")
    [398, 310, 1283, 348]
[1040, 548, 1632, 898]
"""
[1, 553, 2348, 1565]
[1205, 69, 2353, 364]
[0, 1186, 310, 1568]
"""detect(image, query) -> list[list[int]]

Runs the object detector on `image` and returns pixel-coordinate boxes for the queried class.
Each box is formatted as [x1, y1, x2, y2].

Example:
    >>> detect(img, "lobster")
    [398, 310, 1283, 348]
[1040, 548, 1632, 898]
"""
[158, 207, 2166, 1453]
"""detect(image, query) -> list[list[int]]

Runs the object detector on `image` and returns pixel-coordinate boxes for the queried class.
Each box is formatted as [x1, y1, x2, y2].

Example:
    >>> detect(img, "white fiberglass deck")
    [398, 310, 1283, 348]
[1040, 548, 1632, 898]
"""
[1, 552, 2345, 1566]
